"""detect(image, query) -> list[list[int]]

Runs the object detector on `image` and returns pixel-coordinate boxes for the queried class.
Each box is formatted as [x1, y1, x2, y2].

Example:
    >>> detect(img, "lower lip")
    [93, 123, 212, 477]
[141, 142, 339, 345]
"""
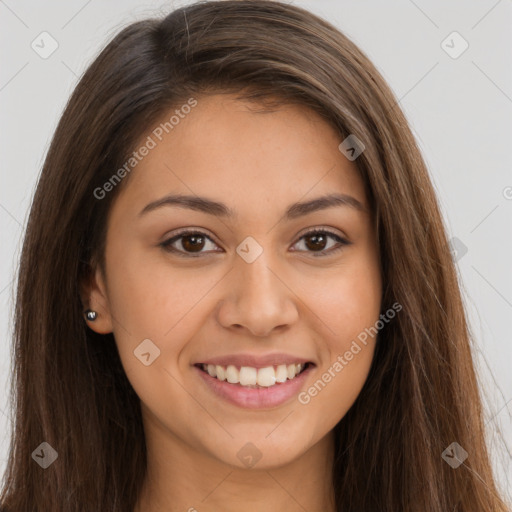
[194, 364, 314, 409]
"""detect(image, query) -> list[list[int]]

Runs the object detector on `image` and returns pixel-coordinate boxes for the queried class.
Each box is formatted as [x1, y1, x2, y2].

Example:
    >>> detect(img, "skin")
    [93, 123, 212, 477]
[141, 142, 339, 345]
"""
[83, 93, 382, 511]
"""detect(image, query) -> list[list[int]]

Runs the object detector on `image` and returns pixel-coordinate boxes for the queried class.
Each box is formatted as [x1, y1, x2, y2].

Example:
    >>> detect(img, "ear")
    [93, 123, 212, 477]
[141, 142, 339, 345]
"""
[80, 263, 114, 334]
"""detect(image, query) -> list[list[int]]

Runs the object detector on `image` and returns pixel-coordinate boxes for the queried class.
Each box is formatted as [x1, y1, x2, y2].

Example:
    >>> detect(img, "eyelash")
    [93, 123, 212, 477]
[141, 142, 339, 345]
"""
[159, 227, 350, 258]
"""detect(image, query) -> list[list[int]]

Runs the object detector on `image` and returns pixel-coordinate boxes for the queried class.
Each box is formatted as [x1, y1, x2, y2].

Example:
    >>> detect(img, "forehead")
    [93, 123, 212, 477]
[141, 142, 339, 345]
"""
[114, 94, 367, 217]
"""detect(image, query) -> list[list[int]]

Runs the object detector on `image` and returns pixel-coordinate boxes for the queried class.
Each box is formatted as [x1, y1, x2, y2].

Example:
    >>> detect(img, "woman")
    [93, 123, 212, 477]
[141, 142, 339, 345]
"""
[0, 1, 509, 510]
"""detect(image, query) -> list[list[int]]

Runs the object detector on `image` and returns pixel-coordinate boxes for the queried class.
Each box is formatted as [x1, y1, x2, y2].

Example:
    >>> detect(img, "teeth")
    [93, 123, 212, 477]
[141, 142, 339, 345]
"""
[239, 366, 257, 386]
[275, 364, 288, 383]
[216, 365, 226, 381]
[226, 365, 239, 384]
[257, 367, 276, 387]
[201, 362, 306, 388]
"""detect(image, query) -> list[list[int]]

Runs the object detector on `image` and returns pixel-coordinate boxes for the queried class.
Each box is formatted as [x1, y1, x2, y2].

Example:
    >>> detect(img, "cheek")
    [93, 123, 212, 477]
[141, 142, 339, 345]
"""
[313, 257, 382, 346]
[295, 273, 380, 435]
[103, 244, 226, 393]
[305, 252, 381, 404]
[105, 240, 212, 336]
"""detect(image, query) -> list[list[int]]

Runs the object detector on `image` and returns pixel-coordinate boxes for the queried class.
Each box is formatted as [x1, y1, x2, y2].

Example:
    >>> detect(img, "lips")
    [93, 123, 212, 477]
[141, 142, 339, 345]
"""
[191, 352, 315, 408]
[194, 362, 315, 409]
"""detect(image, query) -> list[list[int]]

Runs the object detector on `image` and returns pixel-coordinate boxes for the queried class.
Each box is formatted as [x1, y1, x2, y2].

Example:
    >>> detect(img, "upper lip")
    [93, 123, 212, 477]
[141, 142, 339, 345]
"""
[194, 353, 314, 369]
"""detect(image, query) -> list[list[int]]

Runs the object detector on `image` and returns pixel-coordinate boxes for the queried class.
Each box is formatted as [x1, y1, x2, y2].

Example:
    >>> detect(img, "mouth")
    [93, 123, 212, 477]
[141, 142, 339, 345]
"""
[194, 361, 315, 409]
[195, 362, 312, 389]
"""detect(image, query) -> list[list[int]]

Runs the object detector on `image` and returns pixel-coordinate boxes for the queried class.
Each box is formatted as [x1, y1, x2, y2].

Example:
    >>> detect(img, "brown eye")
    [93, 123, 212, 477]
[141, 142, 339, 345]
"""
[304, 232, 328, 251]
[181, 234, 206, 252]
[292, 229, 350, 257]
[160, 230, 220, 257]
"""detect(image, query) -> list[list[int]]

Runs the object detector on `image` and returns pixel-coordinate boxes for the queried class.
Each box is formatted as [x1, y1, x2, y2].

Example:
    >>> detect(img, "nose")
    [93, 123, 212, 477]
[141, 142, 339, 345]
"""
[216, 250, 299, 337]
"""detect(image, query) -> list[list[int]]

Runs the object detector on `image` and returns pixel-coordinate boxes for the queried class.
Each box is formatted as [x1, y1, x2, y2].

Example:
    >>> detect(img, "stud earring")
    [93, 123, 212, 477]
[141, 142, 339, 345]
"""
[84, 309, 98, 321]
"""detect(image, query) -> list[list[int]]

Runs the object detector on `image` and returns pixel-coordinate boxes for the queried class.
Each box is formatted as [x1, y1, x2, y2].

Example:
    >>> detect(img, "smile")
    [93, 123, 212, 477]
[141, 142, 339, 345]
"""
[198, 363, 309, 388]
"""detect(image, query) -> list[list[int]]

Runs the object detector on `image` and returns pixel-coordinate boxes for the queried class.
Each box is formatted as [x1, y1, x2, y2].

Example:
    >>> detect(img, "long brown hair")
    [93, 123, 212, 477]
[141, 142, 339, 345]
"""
[1, 1, 510, 510]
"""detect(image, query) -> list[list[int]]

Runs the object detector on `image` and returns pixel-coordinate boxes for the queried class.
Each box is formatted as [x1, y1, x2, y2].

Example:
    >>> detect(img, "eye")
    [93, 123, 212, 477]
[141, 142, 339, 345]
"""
[160, 229, 220, 257]
[160, 227, 350, 257]
[290, 228, 350, 257]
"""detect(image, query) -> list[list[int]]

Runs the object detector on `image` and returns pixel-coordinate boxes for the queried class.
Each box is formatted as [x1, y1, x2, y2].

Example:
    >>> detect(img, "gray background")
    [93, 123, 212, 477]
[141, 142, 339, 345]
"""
[1, 0, 511, 500]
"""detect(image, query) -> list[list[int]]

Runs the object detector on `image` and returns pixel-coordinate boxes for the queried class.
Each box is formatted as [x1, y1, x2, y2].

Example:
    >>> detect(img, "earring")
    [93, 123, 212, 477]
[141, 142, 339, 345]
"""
[84, 309, 98, 321]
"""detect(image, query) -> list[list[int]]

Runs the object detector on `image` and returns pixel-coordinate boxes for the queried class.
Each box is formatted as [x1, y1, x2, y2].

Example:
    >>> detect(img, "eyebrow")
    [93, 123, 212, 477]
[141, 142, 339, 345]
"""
[138, 192, 367, 220]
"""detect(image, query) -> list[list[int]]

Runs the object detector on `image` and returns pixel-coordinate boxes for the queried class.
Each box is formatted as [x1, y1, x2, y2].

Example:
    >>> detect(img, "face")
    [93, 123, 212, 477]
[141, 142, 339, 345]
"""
[85, 93, 382, 470]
